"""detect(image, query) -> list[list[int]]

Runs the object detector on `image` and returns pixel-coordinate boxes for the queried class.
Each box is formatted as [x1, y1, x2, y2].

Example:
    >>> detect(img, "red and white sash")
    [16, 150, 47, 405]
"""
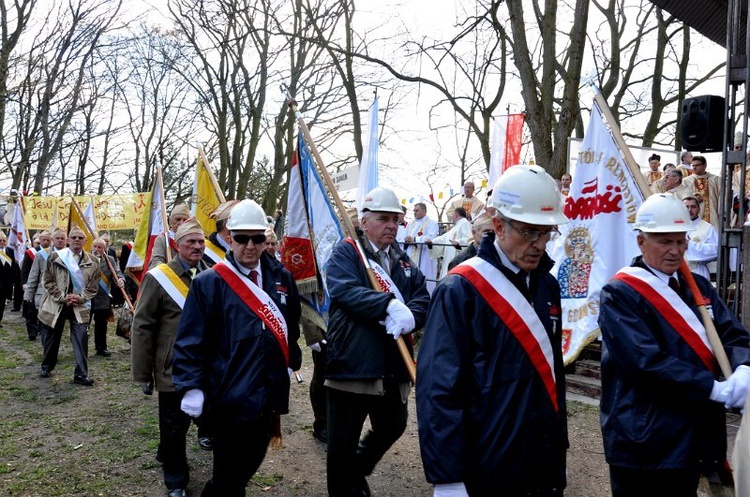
[613, 266, 716, 373]
[25, 248, 36, 262]
[343, 238, 405, 303]
[451, 257, 558, 412]
[213, 261, 289, 365]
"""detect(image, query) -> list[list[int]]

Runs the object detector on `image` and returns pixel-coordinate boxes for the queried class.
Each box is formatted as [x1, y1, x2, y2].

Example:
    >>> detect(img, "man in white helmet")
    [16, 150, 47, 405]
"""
[599, 193, 750, 496]
[417, 165, 569, 497]
[171, 199, 301, 496]
[325, 186, 430, 497]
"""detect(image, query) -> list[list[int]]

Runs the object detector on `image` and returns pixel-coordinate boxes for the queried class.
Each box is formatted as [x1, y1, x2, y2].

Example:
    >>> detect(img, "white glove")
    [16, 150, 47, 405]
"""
[710, 380, 728, 403]
[180, 389, 204, 418]
[722, 365, 750, 409]
[310, 339, 326, 353]
[385, 299, 415, 339]
[434, 482, 469, 497]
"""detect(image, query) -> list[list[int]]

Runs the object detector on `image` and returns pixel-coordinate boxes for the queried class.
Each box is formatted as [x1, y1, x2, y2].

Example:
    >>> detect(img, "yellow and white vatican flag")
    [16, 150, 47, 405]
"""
[548, 98, 646, 364]
[191, 146, 225, 235]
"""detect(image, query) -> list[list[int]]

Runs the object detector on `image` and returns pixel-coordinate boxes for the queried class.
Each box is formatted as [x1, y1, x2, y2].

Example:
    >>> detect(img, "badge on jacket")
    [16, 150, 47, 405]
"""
[276, 283, 287, 305]
[400, 259, 411, 278]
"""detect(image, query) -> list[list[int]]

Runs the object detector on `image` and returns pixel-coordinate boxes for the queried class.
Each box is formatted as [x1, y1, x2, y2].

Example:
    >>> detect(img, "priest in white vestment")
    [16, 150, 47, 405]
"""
[404, 202, 439, 294]
[683, 196, 718, 281]
[428, 207, 472, 281]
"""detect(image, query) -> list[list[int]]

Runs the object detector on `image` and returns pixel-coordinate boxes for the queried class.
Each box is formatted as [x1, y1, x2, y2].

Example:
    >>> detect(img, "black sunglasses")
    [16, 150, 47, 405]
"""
[232, 233, 266, 245]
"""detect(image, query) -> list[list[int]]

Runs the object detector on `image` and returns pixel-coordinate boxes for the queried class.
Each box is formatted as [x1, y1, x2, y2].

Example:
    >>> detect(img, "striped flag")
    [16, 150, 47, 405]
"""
[489, 113, 525, 188]
[282, 132, 344, 328]
[126, 168, 168, 282]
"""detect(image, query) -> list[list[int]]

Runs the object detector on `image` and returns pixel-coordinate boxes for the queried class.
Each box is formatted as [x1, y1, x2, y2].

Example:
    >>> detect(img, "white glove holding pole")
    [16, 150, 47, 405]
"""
[721, 365, 750, 409]
[180, 389, 204, 418]
[385, 299, 415, 340]
[710, 380, 728, 403]
[434, 482, 469, 497]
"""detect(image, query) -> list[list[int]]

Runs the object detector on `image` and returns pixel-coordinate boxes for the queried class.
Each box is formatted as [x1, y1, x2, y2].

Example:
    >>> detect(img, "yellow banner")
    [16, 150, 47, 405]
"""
[194, 155, 222, 235]
[23, 194, 150, 231]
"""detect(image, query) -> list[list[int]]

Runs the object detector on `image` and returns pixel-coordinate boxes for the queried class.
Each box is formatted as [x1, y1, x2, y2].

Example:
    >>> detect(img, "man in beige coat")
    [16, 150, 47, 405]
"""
[38, 227, 100, 385]
[131, 218, 207, 497]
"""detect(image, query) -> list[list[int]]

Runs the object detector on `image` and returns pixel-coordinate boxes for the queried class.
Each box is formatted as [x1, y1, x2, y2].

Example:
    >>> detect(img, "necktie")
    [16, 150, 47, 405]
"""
[250, 269, 259, 286]
[668, 276, 680, 296]
[378, 250, 390, 275]
[188, 267, 197, 279]
[517, 270, 530, 295]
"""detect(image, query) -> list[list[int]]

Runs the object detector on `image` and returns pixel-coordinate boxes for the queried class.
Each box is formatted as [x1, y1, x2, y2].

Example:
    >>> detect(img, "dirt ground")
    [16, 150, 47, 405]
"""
[0, 310, 741, 496]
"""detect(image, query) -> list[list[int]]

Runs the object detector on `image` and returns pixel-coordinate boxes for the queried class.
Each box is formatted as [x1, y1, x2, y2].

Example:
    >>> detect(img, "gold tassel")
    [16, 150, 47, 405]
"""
[268, 414, 282, 450]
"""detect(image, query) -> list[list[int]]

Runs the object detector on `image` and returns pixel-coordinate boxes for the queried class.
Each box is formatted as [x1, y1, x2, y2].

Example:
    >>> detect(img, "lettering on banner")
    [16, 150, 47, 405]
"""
[565, 151, 637, 223]
[565, 300, 600, 324]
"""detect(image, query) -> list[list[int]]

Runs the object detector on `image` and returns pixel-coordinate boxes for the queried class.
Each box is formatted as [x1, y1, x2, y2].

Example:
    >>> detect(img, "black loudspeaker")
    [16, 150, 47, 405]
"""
[680, 95, 726, 152]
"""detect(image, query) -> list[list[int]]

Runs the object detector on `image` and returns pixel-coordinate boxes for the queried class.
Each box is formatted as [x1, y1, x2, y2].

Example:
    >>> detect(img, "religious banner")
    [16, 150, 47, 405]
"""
[548, 101, 646, 365]
[191, 147, 226, 235]
[23, 194, 149, 231]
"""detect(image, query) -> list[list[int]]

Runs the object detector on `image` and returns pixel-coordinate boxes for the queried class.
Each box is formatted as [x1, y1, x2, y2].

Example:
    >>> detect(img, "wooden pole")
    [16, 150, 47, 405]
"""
[283, 86, 416, 383]
[594, 92, 733, 378]
[197, 145, 227, 203]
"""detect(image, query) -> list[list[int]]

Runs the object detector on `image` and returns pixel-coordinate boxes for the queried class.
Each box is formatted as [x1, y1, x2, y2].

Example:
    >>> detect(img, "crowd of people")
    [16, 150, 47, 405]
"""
[1, 160, 749, 497]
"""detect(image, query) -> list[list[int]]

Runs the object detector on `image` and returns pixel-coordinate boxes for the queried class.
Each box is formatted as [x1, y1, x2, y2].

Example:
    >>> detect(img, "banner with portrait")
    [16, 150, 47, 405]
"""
[548, 101, 646, 365]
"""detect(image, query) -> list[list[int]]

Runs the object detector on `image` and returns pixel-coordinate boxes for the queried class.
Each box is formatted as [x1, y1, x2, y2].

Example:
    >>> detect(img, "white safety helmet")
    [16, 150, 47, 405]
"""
[226, 199, 268, 231]
[361, 187, 402, 214]
[488, 164, 569, 225]
[634, 193, 694, 233]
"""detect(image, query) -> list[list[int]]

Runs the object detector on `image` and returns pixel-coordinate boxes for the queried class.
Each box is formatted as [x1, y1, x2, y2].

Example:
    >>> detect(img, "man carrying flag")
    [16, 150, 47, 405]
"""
[599, 194, 750, 497]
[325, 186, 429, 497]
[417, 165, 569, 497]
[37, 227, 100, 386]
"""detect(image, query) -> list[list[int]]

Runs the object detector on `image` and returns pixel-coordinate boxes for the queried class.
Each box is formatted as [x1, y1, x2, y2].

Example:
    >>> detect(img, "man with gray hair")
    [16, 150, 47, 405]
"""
[38, 227, 100, 386]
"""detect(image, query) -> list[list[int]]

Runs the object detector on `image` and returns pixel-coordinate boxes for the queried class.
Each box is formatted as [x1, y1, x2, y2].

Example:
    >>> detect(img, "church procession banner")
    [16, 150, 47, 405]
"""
[548, 101, 646, 365]
[22, 194, 148, 231]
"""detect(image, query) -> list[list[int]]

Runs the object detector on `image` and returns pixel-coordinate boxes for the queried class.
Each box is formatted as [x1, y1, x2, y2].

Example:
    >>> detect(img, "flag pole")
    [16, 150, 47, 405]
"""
[156, 167, 172, 263]
[197, 145, 227, 203]
[282, 84, 417, 383]
[594, 91, 732, 378]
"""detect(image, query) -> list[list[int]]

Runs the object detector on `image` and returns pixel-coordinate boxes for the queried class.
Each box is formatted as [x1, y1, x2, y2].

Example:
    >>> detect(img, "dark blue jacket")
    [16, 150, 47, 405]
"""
[172, 252, 301, 424]
[325, 237, 430, 382]
[599, 257, 750, 470]
[416, 234, 568, 496]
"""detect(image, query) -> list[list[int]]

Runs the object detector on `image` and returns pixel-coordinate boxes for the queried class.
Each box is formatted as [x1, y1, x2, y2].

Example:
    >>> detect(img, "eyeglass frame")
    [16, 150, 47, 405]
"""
[231, 233, 267, 245]
[501, 216, 561, 242]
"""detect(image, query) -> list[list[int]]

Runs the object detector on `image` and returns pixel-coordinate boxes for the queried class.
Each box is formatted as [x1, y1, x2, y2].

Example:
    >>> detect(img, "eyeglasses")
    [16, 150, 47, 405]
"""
[505, 220, 560, 242]
[70, 236, 85, 240]
[232, 233, 266, 245]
